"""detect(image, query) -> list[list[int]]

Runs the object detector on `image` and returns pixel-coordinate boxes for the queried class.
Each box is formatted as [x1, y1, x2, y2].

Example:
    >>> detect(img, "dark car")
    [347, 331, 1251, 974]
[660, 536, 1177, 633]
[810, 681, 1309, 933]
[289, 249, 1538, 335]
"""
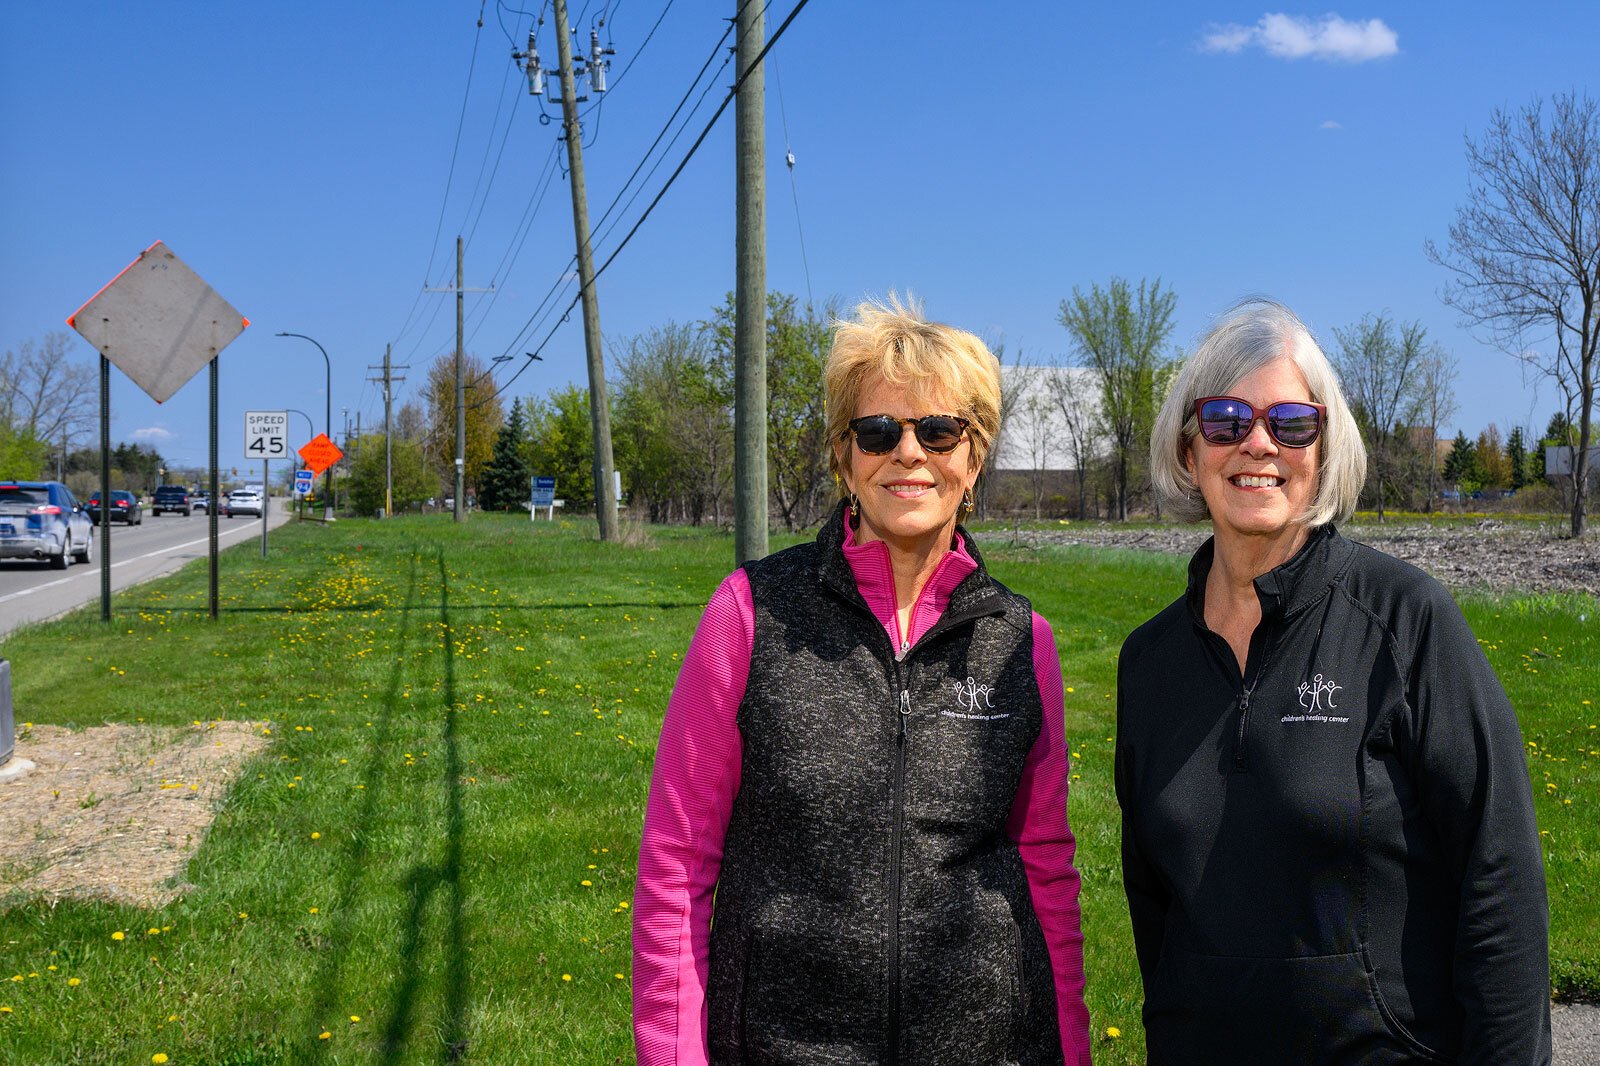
[0, 480, 93, 568]
[86, 490, 144, 525]
[151, 485, 192, 516]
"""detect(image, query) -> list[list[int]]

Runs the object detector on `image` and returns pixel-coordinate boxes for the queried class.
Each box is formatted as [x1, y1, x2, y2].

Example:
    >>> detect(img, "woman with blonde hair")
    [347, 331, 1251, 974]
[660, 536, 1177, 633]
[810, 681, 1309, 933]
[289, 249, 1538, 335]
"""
[1116, 297, 1549, 1064]
[634, 297, 1092, 1064]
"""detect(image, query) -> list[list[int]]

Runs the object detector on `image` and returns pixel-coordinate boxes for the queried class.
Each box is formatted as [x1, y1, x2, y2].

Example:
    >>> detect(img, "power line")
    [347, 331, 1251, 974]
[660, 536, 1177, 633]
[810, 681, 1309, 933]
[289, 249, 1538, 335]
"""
[479, 0, 812, 408]
[772, 59, 813, 310]
[391, 3, 491, 350]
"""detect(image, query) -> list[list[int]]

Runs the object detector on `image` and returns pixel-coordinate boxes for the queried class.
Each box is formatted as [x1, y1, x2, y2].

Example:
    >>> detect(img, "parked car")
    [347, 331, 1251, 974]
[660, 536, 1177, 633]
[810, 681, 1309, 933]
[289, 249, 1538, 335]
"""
[0, 480, 93, 568]
[151, 485, 193, 516]
[221, 487, 265, 518]
[86, 490, 143, 525]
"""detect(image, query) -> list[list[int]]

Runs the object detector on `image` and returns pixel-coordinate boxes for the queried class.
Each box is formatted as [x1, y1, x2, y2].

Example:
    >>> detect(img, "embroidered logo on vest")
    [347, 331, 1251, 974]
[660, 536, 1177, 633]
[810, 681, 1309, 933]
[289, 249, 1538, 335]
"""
[942, 676, 1010, 721]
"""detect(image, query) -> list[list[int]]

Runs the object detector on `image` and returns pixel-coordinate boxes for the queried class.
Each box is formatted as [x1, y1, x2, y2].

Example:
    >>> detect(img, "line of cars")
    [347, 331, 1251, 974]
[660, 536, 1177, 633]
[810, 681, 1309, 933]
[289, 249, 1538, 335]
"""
[1, 481, 272, 570]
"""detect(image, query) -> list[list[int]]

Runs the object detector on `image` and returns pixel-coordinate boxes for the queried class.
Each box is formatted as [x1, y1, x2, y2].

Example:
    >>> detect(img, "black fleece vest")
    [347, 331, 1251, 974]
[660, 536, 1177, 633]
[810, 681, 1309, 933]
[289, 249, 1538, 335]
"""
[707, 507, 1064, 1066]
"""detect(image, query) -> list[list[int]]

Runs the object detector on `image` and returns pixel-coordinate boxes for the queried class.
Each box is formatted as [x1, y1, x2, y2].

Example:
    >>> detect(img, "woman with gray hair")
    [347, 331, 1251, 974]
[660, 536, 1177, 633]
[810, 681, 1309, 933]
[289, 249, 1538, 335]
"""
[1115, 298, 1549, 1064]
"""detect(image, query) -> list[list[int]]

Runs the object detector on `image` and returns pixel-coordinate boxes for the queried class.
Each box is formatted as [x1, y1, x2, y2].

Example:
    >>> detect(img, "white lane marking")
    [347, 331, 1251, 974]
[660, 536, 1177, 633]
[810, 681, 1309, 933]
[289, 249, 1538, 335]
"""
[0, 521, 271, 604]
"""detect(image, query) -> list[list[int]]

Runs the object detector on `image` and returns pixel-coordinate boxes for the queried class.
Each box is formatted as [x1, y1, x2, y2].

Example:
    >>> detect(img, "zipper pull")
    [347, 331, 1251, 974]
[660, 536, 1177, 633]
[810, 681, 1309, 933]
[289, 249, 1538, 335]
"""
[897, 637, 910, 661]
[899, 689, 911, 737]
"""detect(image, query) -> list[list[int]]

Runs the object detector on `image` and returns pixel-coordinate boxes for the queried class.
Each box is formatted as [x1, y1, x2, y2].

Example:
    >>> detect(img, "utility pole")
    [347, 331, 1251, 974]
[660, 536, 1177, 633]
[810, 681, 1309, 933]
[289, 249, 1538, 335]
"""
[425, 236, 492, 523]
[553, 0, 619, 541]
[370, 344, 408, 518]
[734, 0, 768, 563]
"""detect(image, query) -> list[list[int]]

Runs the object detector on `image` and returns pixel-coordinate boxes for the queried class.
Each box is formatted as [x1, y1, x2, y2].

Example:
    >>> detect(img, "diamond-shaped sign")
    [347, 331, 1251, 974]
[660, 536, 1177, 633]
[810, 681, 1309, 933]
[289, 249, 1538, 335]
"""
[298, 434, 344, 476]
[67, 240, 248, 404]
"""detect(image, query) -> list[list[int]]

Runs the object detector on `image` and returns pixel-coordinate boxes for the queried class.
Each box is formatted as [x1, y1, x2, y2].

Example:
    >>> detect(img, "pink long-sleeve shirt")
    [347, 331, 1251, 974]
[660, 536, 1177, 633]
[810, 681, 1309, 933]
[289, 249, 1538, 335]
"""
[633, 526, 1092, 1064]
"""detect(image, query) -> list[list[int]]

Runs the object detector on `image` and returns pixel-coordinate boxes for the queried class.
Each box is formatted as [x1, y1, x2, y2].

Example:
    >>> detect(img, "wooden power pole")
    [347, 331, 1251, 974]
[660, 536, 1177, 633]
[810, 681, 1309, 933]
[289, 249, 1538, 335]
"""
[553, 0, 619, 541]
[734, 0, 768, 563]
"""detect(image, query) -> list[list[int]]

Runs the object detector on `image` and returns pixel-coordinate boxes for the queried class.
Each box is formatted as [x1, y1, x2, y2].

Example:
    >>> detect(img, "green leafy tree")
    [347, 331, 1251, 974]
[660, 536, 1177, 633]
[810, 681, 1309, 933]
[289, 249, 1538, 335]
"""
[0, 421, 48, 479]
[1058, 277, 1177, 520]
[346, 432, 435, 516]
[614, 322, 731, 524]
[707, 292, 833, 530]
[479, 399, 532, 511]
[526, 385, 596, 511]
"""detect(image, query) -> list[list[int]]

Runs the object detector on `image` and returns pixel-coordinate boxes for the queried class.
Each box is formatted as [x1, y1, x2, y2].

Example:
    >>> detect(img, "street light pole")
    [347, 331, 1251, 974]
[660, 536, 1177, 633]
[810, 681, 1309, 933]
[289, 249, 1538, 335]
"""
[274, 332, 333, 521]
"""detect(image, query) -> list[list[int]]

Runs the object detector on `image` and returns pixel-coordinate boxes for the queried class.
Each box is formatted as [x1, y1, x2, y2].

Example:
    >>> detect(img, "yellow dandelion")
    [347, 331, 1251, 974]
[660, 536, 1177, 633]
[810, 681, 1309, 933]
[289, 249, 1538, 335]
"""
[581, 879, 593, 887]
[0, 1006, 11, 1014]
[615, 973, 626, 980]
[1106, 1027, 1122, 1039]
[147, 928, 161, 936]
[310, 832, 321, 840]
[68, 978, 81, 987]
[153, 1056, 169, 1064]
[319, 1031, 331, 1041]
[561, 974, 573, 982]
[111, 931, 125, 941]
[309, 907, 320, 914]
[350, 1015, 361, 1023]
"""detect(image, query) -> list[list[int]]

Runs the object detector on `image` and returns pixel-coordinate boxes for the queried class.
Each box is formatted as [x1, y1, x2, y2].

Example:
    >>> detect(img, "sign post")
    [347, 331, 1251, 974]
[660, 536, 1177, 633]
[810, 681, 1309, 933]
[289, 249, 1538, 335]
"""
[67, 241, 247, 621]
[244, 411, 286, 559]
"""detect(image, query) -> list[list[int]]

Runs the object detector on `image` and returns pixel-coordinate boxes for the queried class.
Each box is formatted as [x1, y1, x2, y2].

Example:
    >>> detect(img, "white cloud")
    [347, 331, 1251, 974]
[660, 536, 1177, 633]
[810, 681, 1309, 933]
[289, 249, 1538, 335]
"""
[1200, 13, 1399, 62]
[1320, 119, 1343, 129]
[131, 426, 175, 442]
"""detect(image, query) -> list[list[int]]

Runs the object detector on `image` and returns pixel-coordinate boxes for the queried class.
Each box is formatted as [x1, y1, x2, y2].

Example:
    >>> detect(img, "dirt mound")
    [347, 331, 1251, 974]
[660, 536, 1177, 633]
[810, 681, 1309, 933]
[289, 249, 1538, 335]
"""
[0, 721, 267, 908]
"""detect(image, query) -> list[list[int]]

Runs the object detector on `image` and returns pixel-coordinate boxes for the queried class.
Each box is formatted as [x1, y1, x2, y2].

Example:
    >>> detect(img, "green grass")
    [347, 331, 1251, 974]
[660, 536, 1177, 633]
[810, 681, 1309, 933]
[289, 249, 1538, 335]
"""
[0, 516, 1593, 1064]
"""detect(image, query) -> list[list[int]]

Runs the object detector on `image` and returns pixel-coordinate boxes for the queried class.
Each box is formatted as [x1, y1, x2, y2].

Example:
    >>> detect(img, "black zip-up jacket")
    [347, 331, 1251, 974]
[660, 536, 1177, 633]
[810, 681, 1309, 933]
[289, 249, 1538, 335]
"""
[705, 508, 1067, 1064]
[1115, 526, 1550, 1065]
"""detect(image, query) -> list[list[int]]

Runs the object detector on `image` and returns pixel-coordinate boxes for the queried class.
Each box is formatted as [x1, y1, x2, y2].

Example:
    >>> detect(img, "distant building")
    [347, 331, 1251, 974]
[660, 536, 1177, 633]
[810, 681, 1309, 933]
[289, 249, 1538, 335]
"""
[990, 365, 1105, 473]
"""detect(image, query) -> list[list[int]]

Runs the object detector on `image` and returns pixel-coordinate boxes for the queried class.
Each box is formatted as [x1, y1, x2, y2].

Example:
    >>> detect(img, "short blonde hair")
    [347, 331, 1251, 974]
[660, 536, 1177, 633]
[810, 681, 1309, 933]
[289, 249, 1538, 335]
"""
[824, 295, 1002, 493]
[1150, 297, 1366, 527]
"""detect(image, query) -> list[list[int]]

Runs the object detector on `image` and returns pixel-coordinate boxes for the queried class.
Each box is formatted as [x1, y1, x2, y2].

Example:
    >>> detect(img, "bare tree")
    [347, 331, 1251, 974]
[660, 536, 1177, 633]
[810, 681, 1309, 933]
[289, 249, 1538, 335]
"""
[1059, 278, 1177, 520]
[977, 344, 1032, 520]
[0, 332, 95, 454]
[1011, 391, 1059, 520]
[1046, 365, 1099, 518]
[1415, 350, 1458, 512]
[1331, 315, 1427, 521]
[1427, 92, 1600, 536]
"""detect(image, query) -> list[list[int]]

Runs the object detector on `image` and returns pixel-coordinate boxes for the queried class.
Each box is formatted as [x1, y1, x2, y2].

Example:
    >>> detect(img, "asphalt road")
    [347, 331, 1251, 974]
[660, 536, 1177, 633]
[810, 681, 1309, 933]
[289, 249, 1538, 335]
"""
[0, 506, 291, 641]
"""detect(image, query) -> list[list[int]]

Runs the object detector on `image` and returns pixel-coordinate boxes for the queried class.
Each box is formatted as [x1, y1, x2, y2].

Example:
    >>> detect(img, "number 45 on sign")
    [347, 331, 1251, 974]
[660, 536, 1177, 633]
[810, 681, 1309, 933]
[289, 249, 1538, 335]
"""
[245, 410, 288, 458]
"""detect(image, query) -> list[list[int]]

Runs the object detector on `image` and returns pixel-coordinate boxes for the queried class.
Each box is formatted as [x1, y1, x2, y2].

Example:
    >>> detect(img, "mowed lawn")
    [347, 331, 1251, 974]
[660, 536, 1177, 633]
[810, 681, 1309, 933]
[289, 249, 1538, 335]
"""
[0, 515, 1594, 1064]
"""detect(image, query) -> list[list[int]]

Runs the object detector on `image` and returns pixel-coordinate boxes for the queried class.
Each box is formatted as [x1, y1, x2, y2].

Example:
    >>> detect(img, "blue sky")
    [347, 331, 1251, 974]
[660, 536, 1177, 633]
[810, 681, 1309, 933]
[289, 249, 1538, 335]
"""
[2, 2, 1595, 472]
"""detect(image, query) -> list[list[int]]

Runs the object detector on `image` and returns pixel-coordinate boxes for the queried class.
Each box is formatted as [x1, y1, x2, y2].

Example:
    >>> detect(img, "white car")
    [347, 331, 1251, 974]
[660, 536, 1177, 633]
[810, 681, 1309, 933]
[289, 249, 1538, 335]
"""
[221, 488, 265, 518]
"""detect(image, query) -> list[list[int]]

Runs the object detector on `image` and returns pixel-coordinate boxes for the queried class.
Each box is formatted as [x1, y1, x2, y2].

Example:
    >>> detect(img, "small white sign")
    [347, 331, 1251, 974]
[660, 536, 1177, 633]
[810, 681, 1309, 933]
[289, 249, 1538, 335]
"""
[245, 410, 289, 459]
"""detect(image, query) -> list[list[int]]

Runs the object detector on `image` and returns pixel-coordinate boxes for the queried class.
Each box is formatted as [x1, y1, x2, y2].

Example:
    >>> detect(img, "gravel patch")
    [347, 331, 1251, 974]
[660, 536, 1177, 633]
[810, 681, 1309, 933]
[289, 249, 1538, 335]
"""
[1003, 520, 1600, 598]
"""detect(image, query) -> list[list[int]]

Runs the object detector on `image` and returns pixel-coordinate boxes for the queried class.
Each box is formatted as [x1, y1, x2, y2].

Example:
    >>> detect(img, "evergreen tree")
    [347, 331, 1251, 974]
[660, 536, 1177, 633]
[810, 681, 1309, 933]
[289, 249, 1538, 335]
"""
[478, 398, 531, 512]
[1442, 430, 1481, 486]
[1506, 426, 1529, 490]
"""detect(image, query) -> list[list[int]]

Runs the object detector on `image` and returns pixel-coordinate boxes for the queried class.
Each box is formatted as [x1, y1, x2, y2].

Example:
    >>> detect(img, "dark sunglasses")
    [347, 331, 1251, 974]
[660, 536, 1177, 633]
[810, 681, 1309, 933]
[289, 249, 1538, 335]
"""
[1193, 396, 1326, 449]
[847, 413, 971, 455]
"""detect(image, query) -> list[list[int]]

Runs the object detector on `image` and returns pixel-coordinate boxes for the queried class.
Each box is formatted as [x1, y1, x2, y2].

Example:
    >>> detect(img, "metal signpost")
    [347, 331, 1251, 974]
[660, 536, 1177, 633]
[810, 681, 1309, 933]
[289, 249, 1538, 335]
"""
[67, 241, 248, 621]
[531, 476, 557, 521]
[245, 411, 287, 558]
[297, 435, 344, 521]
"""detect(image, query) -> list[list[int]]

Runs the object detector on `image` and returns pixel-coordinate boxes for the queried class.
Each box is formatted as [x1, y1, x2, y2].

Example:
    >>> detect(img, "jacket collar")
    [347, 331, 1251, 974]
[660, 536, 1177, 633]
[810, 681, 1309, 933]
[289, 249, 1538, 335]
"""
[1186, 523, 1352, 625]
[816, 500, 1003, 621]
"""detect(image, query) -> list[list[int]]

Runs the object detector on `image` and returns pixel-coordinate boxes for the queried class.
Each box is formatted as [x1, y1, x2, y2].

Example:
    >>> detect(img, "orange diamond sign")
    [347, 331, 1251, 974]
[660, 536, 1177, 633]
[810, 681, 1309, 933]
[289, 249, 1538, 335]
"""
[298, 434, 343, 476]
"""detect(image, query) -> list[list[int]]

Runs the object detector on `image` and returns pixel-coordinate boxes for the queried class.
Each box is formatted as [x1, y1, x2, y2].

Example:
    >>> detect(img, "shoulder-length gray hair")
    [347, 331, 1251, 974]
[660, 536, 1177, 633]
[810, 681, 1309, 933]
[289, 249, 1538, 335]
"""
[1150, 297, 1366, 527]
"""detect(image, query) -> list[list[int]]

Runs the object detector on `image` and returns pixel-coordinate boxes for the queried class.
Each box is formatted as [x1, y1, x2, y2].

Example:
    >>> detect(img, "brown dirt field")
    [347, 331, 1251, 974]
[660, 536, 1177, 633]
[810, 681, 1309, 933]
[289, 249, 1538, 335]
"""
[0, 721, 268, 908]
[1005, 519, 1600, 598]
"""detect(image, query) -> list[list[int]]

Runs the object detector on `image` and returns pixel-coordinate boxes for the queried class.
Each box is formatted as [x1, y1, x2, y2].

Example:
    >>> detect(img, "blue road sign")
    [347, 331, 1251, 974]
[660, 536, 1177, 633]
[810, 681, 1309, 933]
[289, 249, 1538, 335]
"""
[294, 469, 314, 494]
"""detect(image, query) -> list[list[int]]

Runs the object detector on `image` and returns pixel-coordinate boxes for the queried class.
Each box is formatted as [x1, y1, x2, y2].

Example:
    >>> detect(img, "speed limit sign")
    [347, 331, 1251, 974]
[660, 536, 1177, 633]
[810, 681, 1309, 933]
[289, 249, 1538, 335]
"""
[244, 410, 288, 459]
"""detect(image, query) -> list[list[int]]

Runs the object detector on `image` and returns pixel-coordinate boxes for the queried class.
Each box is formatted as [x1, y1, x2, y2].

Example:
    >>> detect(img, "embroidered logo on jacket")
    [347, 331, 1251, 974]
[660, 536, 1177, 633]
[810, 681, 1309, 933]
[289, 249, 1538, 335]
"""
[1282, 672, 1350, 723]
[942, 676, 1010, 721]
